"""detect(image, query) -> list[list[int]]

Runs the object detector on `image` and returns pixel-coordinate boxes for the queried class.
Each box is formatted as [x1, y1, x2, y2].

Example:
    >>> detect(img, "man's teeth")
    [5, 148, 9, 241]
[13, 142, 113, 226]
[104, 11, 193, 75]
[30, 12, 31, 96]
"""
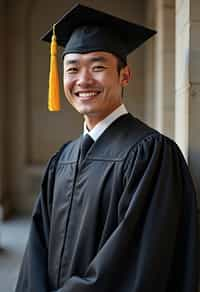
[78, 92, 98, 97]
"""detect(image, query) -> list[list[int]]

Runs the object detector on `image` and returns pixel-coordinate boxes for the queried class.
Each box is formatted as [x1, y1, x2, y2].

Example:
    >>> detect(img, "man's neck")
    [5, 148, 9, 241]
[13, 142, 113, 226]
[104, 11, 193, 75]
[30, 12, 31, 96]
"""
[84, 104, 123, 130]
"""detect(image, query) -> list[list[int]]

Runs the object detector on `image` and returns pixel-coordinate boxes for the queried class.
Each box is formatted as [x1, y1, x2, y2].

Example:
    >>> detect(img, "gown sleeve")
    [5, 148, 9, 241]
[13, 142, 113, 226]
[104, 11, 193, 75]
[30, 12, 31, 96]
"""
[52, 134, 198, 292]
[15, 154, 58, 292]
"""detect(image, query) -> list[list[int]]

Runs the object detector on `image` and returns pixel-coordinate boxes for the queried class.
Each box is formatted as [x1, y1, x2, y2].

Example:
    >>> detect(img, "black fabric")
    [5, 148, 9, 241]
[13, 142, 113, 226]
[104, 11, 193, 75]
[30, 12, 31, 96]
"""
[15, 114, 198, 292]
[79, 134, 94, 163]
[62, 25, 129, 64]
[41, 4, 156, 61]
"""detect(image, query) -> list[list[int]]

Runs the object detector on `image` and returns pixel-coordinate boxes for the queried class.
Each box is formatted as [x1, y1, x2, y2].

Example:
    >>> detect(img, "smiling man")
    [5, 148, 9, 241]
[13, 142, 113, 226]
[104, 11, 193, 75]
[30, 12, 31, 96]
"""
[15, 4, 198, 292]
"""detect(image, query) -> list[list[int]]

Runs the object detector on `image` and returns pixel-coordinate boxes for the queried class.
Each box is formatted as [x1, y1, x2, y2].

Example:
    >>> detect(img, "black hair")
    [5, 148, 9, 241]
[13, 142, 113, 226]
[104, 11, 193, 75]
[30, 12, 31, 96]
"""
[116, 57, 127, 75]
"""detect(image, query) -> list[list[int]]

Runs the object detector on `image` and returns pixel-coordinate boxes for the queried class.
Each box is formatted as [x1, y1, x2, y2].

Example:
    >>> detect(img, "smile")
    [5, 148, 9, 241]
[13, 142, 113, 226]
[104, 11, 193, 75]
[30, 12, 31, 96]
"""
[75, 91, 101, 98]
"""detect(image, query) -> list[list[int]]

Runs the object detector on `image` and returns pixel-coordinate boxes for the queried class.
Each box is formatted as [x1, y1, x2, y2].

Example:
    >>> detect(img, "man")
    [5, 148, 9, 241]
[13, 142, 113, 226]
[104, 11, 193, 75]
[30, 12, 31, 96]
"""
[16, 4, 198, 292]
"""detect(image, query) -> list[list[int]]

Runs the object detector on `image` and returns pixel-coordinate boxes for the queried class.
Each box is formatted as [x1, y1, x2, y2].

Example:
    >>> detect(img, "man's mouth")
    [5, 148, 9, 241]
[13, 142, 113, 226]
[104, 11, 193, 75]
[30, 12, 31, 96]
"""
[75, 91, 101, 98]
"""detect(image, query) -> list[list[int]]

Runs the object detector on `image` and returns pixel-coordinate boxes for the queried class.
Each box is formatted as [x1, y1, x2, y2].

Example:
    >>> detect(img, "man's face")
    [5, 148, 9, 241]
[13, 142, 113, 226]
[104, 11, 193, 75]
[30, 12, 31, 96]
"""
[63, 51, 130, 127]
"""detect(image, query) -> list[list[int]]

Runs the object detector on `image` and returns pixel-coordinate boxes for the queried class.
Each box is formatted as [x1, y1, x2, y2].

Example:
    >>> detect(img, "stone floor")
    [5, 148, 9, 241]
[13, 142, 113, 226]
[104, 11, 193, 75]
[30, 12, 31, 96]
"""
[0, 217, 30, 292]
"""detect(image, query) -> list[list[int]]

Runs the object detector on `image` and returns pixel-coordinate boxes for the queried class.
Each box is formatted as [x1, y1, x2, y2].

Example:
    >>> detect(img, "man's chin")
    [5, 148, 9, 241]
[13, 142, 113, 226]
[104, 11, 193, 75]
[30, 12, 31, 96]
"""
[77, 107, 96, 116]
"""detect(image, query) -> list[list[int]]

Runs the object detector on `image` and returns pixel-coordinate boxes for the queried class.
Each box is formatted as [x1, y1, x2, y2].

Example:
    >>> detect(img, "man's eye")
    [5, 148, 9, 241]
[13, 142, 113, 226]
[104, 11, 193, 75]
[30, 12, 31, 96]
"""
[66, 67, 78, 73]
[93, 66, 106, 71]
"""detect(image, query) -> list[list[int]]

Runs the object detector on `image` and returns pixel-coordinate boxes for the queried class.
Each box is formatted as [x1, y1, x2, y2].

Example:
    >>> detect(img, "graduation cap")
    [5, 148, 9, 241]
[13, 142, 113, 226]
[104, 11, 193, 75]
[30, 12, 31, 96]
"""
[41, 3, 156, 111]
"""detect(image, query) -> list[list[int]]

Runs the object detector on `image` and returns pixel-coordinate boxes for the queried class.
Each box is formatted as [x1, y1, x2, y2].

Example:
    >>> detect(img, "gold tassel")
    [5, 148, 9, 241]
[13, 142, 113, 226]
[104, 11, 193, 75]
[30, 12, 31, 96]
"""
[48, 24, 61, 111]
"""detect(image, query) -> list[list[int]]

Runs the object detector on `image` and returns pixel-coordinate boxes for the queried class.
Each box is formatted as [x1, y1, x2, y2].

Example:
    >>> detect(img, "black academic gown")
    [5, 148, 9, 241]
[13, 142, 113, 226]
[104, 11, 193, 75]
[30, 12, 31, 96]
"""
[15, 113, 198, 292]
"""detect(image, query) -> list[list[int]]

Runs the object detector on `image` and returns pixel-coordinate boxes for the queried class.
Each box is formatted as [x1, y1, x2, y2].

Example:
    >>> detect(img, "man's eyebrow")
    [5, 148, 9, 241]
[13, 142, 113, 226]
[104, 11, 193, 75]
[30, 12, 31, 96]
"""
[89, 56, 108, 63]
[64, 59, 79, 66]
[64, 56, 108, 66]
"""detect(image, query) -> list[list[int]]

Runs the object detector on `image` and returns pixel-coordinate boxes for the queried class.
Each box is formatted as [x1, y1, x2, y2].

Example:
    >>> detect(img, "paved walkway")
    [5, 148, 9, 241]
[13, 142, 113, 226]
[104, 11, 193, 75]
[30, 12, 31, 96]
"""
[0, 217, 30, 292]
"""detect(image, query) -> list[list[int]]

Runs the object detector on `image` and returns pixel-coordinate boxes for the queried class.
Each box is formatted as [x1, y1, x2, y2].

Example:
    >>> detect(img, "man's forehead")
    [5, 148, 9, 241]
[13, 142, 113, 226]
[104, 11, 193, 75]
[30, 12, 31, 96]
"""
[63, 51, 117, 65]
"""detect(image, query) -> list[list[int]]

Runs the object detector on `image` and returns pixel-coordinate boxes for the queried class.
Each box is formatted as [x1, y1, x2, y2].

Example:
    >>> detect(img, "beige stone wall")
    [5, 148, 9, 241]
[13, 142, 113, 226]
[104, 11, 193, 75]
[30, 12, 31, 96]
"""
[5, 0, 146, 213]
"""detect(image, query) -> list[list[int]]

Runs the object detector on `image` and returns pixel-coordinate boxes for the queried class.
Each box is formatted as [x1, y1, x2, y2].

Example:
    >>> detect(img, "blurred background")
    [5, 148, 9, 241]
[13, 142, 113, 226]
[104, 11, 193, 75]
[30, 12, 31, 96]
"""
[0, 0, 199, 291]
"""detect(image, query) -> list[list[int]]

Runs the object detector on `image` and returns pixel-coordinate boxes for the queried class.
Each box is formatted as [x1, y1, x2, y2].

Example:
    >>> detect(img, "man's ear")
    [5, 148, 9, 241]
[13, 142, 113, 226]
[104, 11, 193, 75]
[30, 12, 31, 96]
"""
[120, 65, 132, 87]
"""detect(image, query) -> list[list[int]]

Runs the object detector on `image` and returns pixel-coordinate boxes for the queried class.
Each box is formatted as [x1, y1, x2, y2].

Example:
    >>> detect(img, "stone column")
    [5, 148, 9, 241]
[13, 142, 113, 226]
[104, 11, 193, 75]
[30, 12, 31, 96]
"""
[145, 0, 157, 128]
[0, 0, 6, 218]
[175, 0, 200, 201]
[189, 0, 200, 203]
[175, 0, 190, 158]
[161, 0, 175, 138]
[145, 0, 175, 139]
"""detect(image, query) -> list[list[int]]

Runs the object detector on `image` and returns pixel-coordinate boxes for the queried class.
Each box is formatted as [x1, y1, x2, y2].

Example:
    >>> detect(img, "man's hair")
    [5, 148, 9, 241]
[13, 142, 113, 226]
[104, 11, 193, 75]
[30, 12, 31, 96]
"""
[115, 57, 127, 97]
[116, 57, 127, 74]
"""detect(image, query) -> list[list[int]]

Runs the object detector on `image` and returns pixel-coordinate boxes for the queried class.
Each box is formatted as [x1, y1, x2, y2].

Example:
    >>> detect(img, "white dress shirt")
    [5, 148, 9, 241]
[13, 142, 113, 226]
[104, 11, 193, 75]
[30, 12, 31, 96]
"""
[83, 104, 128, 141]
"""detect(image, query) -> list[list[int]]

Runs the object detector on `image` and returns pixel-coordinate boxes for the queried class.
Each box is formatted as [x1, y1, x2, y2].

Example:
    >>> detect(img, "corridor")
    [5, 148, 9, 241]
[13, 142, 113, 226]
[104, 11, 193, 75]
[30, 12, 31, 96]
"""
[0, 217, 30, 292]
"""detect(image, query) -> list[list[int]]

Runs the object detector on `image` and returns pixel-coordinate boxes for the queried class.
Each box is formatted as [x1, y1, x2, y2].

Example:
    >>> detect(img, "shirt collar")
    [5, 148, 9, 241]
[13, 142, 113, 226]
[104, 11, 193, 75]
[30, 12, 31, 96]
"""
[83, 104, 128, 141]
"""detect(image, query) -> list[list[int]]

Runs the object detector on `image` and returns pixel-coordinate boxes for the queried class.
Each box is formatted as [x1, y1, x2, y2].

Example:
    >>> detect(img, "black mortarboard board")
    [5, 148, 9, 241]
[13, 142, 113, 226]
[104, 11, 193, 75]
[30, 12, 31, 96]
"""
[41, 3, 156, 62]
[41, 3, 156, 111]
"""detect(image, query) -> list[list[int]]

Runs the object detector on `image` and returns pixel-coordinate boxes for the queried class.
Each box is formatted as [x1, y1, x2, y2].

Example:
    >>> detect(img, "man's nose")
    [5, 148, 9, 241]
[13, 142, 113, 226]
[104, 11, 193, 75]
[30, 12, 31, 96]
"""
[77, 69, 94, 86]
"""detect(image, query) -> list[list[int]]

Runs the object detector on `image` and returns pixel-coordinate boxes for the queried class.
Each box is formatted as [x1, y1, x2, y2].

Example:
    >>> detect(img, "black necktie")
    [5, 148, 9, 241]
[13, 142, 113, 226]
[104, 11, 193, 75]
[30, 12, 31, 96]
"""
[79, 134, 94, 162]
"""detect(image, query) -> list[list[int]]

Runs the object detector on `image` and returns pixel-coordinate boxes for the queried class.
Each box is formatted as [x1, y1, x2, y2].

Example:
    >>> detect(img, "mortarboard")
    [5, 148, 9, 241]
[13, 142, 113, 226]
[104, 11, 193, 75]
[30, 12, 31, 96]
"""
[41, 3, 156, 111]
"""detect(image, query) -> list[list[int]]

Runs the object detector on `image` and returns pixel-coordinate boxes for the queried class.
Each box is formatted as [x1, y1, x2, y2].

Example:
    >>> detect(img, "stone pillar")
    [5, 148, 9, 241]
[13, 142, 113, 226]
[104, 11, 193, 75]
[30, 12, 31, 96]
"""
[145, 0, 157, 128]
[161, 0, 175, 138]
[145, 0, 175, 139]
[175, 0, 200, 201]
[5, 0, 32, 214]
[175, 0, 190, 158]
[189, 0, 200, 203]
[0, 0, 6, 218]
